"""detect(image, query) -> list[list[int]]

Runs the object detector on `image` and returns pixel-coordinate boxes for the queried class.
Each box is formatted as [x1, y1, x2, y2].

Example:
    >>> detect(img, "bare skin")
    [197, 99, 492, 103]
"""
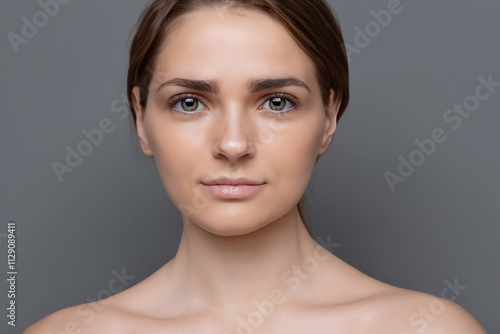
[25, 6, 485, 334]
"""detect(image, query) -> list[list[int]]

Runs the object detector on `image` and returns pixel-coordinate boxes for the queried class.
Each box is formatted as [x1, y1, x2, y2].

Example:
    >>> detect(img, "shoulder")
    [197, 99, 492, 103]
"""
[366, 286, 486, 333]
[314, 253, 485, 332]
[23, 266, 165, 334]
[23, 301, 134, 334]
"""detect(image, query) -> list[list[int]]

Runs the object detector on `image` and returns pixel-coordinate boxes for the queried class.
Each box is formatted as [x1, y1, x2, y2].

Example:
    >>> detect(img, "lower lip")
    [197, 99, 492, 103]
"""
[202, 184, 266, 199]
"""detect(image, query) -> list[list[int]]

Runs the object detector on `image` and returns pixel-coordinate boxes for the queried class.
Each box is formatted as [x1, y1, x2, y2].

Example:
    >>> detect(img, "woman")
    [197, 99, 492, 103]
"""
[25, 0, 485, 333]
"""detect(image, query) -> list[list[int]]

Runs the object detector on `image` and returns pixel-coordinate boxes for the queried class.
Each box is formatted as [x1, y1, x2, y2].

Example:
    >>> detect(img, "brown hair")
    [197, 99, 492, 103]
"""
[127, 0, 350, 236]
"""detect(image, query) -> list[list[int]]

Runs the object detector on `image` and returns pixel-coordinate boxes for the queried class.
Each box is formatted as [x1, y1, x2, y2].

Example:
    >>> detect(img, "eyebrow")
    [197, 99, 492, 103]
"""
[156, 77, 311, 94]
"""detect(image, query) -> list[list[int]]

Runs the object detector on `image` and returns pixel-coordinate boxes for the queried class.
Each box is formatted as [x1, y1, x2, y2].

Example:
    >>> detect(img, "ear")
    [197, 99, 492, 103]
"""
[132, 86, 154, 157]
[318, 89, 341, 156]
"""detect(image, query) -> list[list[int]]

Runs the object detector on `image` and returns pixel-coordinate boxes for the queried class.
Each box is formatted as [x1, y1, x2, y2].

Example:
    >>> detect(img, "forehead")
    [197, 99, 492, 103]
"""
[153, 6, 318, 87]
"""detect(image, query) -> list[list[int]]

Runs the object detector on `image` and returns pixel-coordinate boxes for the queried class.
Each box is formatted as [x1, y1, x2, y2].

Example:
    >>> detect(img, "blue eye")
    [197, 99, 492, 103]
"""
[168, 93, 299, 115]
[169, 94, 207, 114]
[262, 94, 299, 114]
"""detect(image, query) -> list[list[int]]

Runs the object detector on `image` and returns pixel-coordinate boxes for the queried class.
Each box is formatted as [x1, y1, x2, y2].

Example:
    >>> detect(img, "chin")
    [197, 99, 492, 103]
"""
[184, 203, 296, 237]
[192, 213, 271, 237]
[206, 225, 263, 237]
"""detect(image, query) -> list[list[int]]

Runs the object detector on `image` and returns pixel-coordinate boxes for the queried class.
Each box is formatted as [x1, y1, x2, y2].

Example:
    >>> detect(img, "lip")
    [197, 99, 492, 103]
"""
[201, 177, 266, 199]
[201, 177, 265, 186]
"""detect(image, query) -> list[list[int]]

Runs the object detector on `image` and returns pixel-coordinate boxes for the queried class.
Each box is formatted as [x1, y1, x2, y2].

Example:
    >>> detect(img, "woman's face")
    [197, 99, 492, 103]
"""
[133, 6, 340, 236]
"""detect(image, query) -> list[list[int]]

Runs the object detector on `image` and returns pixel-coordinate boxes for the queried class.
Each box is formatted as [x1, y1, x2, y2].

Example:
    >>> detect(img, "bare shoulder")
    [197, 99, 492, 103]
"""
[314, 249, 485, 332]
[365, 285, 486, 333]
[23, 300, 134, 334]
[23, 266, 164, 333]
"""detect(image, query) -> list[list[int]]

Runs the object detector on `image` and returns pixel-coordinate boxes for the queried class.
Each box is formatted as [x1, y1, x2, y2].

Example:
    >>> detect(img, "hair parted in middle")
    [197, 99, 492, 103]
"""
[127, 0, 350, 235]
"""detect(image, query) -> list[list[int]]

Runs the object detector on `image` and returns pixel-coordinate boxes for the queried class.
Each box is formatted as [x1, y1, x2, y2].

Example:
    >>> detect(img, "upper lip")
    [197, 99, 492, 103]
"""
[202, 177, 265, 186]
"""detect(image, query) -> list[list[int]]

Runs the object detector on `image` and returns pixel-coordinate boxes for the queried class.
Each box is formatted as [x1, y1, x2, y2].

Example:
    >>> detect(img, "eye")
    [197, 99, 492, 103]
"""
[261, 94, 299, 114]
[169, 94, 207, 114]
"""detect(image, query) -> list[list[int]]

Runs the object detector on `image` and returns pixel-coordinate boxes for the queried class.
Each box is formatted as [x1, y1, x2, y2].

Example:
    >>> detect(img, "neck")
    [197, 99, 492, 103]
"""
[165, 206, 325, 315]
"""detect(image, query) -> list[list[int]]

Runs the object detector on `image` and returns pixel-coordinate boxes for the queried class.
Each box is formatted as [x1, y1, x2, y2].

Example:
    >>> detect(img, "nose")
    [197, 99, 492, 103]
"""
[211, 107, 256, 163]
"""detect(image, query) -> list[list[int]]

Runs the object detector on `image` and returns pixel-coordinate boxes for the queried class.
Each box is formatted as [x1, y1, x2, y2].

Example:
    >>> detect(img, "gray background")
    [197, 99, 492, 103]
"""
[1, 0, 498, 332]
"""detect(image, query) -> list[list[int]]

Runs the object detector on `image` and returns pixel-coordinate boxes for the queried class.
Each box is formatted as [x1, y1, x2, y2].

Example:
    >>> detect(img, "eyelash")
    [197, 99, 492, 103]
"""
[167, 93, 300, 116]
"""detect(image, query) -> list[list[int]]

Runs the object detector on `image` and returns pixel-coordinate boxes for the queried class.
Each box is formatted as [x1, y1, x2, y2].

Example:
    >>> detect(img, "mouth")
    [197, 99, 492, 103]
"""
[201, 177, 265, 186]
[201, 177, 266, 199]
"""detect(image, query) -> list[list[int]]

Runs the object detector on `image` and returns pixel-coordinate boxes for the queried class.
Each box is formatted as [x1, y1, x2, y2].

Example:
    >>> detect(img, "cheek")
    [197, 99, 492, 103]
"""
[145, 122, 205, 205]
[267, 114, 325, 195]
